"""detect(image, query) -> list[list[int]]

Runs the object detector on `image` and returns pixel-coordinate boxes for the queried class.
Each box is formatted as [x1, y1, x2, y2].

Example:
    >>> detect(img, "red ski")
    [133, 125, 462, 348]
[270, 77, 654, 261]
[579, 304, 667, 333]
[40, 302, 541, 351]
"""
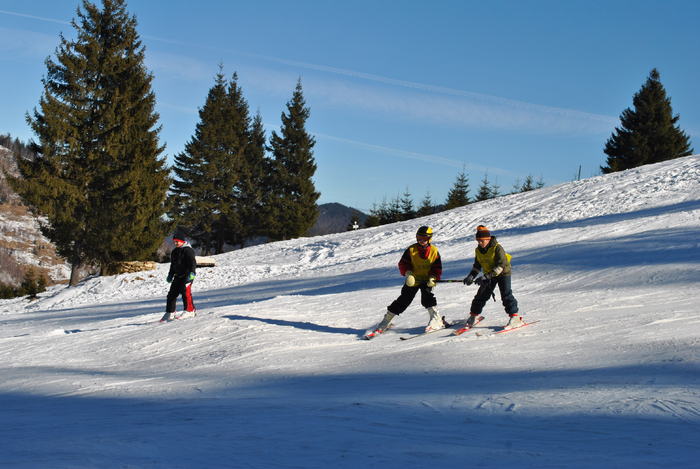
[452, 315, 485, 336]
[476, 320, 541, 336]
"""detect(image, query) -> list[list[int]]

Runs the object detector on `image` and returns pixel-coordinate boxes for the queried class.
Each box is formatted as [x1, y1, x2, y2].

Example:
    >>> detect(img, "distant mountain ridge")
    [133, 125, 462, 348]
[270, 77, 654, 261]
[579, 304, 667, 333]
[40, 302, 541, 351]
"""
[308, 203, 367, 236]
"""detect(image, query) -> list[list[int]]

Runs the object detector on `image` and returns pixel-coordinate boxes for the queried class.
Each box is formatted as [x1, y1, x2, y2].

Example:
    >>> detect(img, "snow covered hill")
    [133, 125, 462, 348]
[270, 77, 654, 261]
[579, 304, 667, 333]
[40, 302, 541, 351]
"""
[1, 156, 699, 468]
[0, 144, 70, 285]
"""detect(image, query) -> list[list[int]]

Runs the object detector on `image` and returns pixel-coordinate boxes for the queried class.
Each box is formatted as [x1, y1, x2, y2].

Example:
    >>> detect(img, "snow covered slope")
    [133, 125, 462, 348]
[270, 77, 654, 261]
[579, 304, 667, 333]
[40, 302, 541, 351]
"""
[1, 156, 699, 468]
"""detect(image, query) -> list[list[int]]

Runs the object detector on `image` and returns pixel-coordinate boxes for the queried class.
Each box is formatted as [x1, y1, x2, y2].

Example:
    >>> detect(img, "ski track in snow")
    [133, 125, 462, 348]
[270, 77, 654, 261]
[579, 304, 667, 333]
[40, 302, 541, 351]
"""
[1, 156, 699, 468]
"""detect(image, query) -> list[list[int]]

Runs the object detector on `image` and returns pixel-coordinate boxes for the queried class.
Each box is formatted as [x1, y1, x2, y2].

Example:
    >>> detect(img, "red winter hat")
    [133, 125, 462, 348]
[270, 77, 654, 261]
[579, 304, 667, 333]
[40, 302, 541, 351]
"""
[475, 225, 491, 240]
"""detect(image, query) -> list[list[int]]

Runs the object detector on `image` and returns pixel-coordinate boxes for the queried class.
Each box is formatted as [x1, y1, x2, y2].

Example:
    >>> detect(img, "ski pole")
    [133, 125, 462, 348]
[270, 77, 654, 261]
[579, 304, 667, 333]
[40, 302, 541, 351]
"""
[436, 279, 465, 283]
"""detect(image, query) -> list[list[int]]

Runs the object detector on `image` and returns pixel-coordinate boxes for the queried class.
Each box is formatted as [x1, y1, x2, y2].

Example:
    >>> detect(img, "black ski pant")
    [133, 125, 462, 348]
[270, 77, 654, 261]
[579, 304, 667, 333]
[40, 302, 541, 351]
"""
[470, 275, 518, 316]
[388, 284, 437, 315]
[166, 277, 196, 313]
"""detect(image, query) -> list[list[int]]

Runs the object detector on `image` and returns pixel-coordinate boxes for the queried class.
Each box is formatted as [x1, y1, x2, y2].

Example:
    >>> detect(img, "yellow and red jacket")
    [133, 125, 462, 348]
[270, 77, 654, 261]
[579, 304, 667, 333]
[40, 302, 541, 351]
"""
[398, 243, 442, 282]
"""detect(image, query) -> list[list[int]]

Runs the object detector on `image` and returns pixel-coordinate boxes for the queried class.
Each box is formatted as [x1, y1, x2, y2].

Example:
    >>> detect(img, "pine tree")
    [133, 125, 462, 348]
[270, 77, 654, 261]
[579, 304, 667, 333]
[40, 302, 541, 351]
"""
[445, 168, 470, 209]
[169, 70, 252, 254]
[170, 70, 228, 254]
[235, 112, 267, 246]
[602, 68, 693, 173]
[364, 203, 381, 228]
[266, 80, 319, 240]
[400, 188, 415, 221]
[490, 178, 501, 198]
[11, 0, 169, 285]
[520, 174, 535, 192]
[387, 195, 402, 223]
[510, 178, 521, 195]
[218, 73, 254, 250]
[520, 175, 536, 192]
[475, 173, 493, 201]
[416, 191, 435, 217]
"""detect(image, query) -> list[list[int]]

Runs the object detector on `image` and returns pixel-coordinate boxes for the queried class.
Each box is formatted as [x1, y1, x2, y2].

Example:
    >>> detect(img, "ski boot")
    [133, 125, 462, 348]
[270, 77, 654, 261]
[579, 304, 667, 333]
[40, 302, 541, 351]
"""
[425, 306, 446, 333]
[160, 312, 175, 322]
[465, 313, 481, 328]
[364, 311, 396, 340]
[504, 314, 524, 330]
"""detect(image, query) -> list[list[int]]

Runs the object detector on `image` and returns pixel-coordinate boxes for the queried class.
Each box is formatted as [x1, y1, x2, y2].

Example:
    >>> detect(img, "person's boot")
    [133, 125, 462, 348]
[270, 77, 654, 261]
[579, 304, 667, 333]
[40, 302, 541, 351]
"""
[425, 306, 445, 332]
[160, 312, 175, 322]
[364, 311, 396, 340]
[504, 314, 524, 329]
[465, 313, 481, 328]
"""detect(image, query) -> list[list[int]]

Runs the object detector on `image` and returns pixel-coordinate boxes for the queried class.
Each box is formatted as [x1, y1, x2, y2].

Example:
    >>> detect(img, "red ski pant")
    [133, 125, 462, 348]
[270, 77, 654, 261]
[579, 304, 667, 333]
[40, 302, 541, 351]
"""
[166, 277, 195, 313]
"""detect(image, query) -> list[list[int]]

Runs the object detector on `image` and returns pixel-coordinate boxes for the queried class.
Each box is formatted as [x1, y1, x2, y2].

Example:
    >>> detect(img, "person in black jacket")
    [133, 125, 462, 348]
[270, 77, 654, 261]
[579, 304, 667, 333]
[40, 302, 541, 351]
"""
[161, 231, 197, 322]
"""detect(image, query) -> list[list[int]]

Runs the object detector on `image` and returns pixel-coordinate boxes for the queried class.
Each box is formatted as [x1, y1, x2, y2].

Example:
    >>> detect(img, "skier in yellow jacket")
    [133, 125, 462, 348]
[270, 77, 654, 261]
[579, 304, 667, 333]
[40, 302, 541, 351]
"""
[364, 226, 444, 339]
[462, 225, 522, 329]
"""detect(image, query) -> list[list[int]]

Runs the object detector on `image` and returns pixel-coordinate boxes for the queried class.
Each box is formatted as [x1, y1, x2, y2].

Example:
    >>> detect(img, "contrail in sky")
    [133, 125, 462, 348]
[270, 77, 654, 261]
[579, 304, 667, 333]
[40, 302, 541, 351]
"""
[0, 9, 69, 25]
[316, 133, 516, 177]
[0, 7, 613, 131]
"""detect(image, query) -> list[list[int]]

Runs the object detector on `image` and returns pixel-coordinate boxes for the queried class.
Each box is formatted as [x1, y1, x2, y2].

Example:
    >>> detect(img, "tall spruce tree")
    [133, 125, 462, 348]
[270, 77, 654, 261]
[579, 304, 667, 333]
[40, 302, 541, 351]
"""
[602, 68, 693, 173]
[444, 168, 470, 209]
[169, 70, 252, 254]
[170, 71, 228, 254]
[266, 80, 319, 240]
[11, 0, 169, 285]
[219, 73, 254, 250]
[235, 112, 267, 246]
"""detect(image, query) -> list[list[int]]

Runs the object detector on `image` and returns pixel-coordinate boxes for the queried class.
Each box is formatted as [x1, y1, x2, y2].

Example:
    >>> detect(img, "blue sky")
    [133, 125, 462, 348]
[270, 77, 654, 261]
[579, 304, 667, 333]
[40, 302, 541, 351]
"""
[1, 0, 698, 212]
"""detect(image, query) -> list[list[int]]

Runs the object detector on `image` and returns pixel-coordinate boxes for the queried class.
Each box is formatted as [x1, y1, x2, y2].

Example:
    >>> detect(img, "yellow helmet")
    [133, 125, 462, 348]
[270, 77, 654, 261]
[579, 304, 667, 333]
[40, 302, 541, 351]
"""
[416, 226, 433, 239]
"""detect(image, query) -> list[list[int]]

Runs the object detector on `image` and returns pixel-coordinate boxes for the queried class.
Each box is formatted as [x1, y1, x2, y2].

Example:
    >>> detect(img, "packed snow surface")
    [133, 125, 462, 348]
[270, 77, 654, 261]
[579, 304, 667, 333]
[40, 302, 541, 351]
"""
[1, 156, 699, 468]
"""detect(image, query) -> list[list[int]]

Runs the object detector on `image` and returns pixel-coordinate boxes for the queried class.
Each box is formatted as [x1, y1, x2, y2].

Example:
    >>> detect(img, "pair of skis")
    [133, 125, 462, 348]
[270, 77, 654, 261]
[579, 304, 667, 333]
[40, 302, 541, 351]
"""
[396, 316, 539, 341]
[364, 315, 459, 341]
[398, 315, 484, 341]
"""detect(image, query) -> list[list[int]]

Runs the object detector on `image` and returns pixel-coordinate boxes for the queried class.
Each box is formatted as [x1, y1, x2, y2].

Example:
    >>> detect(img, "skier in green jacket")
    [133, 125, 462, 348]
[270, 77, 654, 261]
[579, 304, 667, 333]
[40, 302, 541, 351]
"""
[462, 225, 523, 329]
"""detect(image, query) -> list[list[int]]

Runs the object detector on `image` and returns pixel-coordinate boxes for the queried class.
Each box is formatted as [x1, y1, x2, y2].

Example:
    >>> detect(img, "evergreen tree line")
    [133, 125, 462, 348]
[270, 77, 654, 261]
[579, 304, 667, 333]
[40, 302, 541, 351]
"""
[364, 170, 543, 227]
[5, 0, 318, 285]
[169, 71, 318, 255]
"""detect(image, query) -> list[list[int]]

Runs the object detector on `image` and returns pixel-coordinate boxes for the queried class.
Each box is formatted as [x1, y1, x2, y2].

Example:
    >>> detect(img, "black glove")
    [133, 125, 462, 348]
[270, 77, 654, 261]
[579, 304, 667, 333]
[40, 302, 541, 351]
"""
[476, 273, 493, 286]
[463, 273, 475, 285]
